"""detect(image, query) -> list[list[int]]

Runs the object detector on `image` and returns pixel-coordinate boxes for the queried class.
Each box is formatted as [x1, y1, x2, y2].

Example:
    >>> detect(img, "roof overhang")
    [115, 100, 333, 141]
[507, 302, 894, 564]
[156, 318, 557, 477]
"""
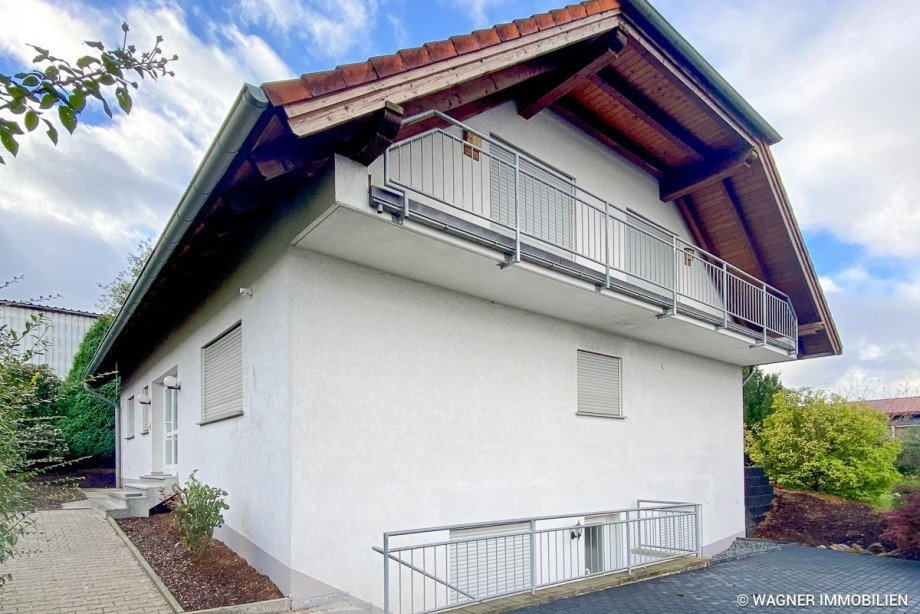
[88, 0, 840, 378]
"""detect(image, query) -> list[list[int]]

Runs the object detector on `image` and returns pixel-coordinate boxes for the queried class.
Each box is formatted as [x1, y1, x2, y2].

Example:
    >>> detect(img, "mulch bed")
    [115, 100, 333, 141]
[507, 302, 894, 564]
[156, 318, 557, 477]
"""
[753, 487, 894, 549]
[117, 512, 283, 610]
[28, 467, 115, 510]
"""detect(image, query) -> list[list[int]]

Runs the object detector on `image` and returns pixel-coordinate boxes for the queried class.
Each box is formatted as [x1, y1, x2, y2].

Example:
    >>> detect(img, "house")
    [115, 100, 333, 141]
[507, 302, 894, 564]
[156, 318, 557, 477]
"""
[1, 300, 99, 379]
[860, 397, 920, 436]
[86, 0, 841, 610]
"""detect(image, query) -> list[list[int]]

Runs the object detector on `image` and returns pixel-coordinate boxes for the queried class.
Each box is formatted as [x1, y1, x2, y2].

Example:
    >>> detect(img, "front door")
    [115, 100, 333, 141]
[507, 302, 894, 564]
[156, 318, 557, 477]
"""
[163, 387, 178, 470]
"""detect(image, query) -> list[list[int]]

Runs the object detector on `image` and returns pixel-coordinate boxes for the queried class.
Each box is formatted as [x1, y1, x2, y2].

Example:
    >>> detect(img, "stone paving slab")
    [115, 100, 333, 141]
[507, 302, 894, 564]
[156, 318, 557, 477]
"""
[513, 545, 920, 613]
[0, 509, 173, 613]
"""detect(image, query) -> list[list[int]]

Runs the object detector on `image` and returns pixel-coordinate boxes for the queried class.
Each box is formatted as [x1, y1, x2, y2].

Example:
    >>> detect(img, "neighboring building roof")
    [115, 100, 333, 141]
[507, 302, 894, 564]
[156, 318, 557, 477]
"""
[0, 299, 101, 319]
[859, 397, 920, 418]
[87, 0, 841, 378]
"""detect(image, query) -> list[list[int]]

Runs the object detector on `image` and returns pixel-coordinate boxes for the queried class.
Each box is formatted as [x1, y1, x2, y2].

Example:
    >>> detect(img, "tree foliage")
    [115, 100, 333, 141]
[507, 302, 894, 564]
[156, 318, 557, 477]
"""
[96, 238, 152, 317]
[743, 367, 784, 426]
[0, 22, 177, 164]
[896, 428, 920, 476]
[59, 317, 116, 460]
[747, 389, 901, 502]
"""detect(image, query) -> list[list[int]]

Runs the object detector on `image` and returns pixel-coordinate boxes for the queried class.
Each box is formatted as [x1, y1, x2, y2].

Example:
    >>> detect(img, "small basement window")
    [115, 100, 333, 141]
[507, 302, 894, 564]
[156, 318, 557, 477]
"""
[201, 323, 243, 424]
[576, 350, 623, 418]
[125, 396, 135, 439]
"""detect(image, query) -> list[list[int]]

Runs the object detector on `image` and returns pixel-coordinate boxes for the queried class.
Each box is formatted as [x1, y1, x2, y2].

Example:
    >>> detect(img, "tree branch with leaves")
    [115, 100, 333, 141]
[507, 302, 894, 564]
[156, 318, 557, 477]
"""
[0, 22, 177, 164]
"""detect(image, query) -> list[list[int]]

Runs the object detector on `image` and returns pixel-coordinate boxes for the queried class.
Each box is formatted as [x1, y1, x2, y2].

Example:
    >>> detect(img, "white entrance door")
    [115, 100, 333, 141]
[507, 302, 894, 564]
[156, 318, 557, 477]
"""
[163, 387, 178, 470]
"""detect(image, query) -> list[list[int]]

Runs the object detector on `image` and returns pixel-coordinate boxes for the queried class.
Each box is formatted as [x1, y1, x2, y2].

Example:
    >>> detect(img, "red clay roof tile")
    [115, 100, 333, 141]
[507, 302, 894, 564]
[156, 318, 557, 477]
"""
[262, 0, 621, 107]
[397, 47, 432, 69]
[424, 39, 459, 61]
[493, 22, 522, 42]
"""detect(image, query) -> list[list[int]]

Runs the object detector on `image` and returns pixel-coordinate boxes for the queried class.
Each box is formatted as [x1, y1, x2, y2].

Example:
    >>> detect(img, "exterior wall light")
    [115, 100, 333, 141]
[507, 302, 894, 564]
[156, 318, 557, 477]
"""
[163, 375, 181, 390]
[137, 392, 152, 405]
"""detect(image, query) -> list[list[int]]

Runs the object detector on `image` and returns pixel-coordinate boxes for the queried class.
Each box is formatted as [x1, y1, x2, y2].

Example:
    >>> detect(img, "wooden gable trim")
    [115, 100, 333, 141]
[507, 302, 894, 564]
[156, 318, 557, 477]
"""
[283, 12, 623, 138]
[517, 28, 628, 119]
[753, 142, 841, 354]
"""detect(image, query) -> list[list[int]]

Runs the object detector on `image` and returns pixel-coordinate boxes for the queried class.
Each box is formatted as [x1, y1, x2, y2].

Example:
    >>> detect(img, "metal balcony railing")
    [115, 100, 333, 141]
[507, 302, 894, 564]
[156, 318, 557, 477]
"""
[381, 111, 798, 352]
[374, 500, 701, 614]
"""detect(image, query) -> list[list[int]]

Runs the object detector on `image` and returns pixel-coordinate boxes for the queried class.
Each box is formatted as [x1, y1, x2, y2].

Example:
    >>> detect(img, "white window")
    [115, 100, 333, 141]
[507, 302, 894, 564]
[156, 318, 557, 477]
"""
[449, 523, 531, 603]
[125, 396, 135, 439]
[141, 386, 150, 434]
[201, 323, 243, 423]
[576, 350, 623, 418]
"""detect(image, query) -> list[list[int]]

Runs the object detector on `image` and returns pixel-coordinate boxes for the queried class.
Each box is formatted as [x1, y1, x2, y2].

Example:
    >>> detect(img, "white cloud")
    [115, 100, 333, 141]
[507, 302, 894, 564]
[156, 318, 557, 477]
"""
[237, 0, 378, 59]
[0, 0, 292, 309]
[656, 0, 920, 259]
[450, 0, 503, 28]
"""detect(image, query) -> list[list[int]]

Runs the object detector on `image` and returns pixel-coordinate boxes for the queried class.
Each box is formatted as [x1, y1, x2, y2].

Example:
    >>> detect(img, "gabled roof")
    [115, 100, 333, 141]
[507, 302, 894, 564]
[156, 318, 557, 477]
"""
[859, 397, 920, 418]
[87, 0, 841, 378]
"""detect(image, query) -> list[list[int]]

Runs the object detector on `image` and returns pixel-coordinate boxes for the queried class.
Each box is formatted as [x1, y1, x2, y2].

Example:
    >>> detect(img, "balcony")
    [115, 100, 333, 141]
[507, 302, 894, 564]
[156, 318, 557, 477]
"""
[373, 111, 797, 355]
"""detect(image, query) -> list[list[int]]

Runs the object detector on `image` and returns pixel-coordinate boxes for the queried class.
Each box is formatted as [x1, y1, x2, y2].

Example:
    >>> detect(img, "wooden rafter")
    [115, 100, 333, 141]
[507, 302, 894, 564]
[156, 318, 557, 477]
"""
[517, 28, 628, 119]
[553, 98, 664, 178]
[713, 179, 766, 280]
[674, 196, 712, 253]
[337, 101, 404, 165]
[659, 148, 757, 202]
[592, 67, 710, 159]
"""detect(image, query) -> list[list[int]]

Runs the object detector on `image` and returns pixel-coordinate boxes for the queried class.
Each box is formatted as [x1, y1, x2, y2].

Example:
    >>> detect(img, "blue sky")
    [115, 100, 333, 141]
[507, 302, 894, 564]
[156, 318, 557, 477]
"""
[1, 0, 919, 395]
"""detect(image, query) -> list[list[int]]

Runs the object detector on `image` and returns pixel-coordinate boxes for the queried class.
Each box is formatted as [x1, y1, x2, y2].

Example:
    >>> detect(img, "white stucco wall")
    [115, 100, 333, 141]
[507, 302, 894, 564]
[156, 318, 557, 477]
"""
[287, 249, 745, 607]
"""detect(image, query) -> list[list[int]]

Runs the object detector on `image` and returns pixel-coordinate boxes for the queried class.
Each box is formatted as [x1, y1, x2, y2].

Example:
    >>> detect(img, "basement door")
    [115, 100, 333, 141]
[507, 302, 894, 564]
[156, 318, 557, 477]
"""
[163, 387, 178, 470]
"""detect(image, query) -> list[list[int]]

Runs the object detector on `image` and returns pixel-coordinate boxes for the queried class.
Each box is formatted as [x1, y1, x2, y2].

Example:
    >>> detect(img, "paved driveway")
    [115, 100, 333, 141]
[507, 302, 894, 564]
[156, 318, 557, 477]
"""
[515, 545, 920, 613]
[0, 509, 172, 613]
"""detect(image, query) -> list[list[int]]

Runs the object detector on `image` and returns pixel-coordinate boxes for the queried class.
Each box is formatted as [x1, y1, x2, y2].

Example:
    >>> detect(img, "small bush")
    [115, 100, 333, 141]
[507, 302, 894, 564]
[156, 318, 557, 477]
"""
[881, 492, 920, 560]
[168, 471, 229, 562]
[896, 428, 920, 475]
[746, 389, 901, 502]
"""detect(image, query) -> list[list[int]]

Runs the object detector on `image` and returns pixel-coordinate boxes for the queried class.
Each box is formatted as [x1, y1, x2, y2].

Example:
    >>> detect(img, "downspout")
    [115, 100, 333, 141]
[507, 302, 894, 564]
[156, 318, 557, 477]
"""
[83, 379, 122, 488]
[85, 83, 270, 378]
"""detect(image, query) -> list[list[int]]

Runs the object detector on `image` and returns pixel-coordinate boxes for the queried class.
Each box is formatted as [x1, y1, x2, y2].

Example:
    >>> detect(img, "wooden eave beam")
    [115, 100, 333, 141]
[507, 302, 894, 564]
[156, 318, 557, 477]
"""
[592, 67, 711, 159]
[659, 148, 758, 202]
[554, 98, 664, 178]
[517, 28, 628, 120]
[798, 322, 825, 336]
[336, 101, 404, 165]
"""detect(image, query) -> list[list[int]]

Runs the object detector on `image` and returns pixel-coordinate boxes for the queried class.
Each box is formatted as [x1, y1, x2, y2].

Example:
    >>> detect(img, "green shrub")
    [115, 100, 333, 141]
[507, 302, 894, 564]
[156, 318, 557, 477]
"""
[747, 389, 901, 502]
[59, 317, 116, 460]
[881, 492, 920, 559]
[896, 428, 920, 475]
[743, 367, 784, 426]
[168, 471, 229, 562]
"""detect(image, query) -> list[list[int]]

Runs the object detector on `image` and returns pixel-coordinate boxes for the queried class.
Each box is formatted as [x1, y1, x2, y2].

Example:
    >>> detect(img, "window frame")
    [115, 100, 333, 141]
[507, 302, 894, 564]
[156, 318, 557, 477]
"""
[198, 321, 244, 426]
[575, 349, 624, 419]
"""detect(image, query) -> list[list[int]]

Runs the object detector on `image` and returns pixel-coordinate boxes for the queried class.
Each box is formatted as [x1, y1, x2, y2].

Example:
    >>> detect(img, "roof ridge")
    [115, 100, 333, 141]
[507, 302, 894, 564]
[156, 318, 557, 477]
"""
[263, 0, 620, 106]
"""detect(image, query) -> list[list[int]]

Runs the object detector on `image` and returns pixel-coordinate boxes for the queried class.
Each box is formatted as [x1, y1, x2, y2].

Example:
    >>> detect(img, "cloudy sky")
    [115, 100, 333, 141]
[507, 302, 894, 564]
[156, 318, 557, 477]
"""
[1, 0, 918, 395]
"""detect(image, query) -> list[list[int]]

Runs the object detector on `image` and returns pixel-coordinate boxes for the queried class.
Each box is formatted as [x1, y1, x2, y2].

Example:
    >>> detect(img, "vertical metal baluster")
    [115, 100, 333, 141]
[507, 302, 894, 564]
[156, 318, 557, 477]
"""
[626, 511, 633, 573]
[514, 152, 521, 264]
[383, 534, 390, 614]
[529, 519, 536, 593]
[721, 263, 728, 328]
[604, 202, 611, 289]
[762, 282, 768, 343]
